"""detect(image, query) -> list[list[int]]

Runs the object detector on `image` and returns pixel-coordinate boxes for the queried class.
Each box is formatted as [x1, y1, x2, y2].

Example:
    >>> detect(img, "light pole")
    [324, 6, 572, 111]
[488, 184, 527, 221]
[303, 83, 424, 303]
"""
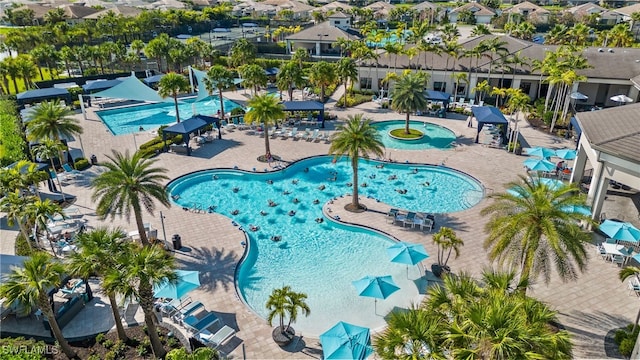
[160, 211, 169, 250]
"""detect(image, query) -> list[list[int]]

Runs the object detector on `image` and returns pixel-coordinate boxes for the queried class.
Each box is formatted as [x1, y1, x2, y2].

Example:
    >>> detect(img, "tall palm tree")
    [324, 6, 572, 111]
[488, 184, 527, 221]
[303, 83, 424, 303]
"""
[481, 175, 593, 290]
[0, 253, 78, 359]
[336, 57, 358, 107]
[391, 72, 428, 134]
[104, 244, 177, 358]
[26, 100, 82, 165]
[25, 198, 64, 254]
[374, 305, 444, 359]
[228, 38, 256, 67]
[158, 72, 190, 123]
[308, 61, 337, 103]
[244, 93, 285, 158]
[204, 65, 235, 120]
[266, 285, 310, 334]
[32, 139, 66, 201]
[276, 61, 305, 101]
[328, 115, 384, 211]
[91, 150, 170, 247]
[239, 64, 267, 96]
[0, 192, 34, 250]
[67, 227, 129, 341]
[478, 38, 508, 85]
[620, 266, 640, 333]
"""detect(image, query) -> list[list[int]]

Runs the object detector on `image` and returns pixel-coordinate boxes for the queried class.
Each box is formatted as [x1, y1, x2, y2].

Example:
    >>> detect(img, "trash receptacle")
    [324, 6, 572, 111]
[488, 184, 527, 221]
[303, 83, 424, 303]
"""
[172, 234, 182, 250]
[90, 155, 97, 165]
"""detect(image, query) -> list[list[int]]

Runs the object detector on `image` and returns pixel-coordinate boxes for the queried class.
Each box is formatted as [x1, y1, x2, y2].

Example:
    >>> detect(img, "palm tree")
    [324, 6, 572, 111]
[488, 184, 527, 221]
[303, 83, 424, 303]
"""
[620, 266, 640, 333]
[336, 57, 358, 107]
[328, 115, 384, 211]
[67, 227, 129, 341]
[239, 64, 267, 96]
[91, 150, 170, 247]
[266, 285, 310, 336]
[481, 175, 593, 290]
[431, 227, 464, 276]
[204, 65, 235, 120]
[244, 93, 285, 158]
[308, 61, 337, 103]
[391, 72, 428, 134]
[424, 270, 573, 359]
[228, 38, 256, 67]
[0, 253, 78, 359]
[25, 198, 64, 254]
[26, 100, 82, 165]
[104, 244, 177, 358]
[158, 72, 190, 123]
[167, 347, 219, 360]
[32, 139, 66, 201]
[276, 61, 305, 101]
[1, 192, 33, 250]
[374, 305, 444, 359]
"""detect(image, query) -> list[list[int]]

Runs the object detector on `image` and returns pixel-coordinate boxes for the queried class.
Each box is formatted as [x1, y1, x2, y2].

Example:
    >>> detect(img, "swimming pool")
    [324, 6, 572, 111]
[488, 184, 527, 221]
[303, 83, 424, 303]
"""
[372, 120, 457, 150]
[96, 96, 243, 135]
[166, 156, 484, 335]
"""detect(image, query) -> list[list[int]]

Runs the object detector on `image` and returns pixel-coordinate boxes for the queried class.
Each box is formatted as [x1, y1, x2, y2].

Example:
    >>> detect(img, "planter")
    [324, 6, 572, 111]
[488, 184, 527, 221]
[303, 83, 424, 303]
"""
[272, 326, 296, 347]
[388, 128, 424, 141]
[431, 264, 450, 278]
[514, 147, 522, 156]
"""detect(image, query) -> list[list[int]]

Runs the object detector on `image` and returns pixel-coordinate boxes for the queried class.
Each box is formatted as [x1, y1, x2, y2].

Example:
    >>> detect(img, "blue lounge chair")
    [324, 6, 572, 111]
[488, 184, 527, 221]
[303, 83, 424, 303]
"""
[62, 164, 82, 179]
[173, 301, 204, 321]
[184, 312, 220, 334]
[197, 325, 236, 349]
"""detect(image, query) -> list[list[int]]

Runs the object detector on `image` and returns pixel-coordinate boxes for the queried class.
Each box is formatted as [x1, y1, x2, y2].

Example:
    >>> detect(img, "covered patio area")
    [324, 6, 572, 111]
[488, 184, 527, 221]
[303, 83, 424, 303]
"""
[281, 101, 325, 128]
[162, 115, 220, 156]
[470, 106, 508, 144]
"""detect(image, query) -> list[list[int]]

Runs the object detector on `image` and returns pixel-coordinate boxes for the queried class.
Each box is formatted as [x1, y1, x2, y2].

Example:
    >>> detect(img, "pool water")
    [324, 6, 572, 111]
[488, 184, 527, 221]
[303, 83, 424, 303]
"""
[372, 120, 457, 150]
[366, 30, 412, 48]
[167, 156, 484, 336]
[96, 96, 243, 135]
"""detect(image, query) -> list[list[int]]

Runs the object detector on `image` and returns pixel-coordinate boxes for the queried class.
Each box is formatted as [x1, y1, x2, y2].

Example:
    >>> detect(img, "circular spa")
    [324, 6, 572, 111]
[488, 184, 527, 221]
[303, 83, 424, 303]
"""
[166, 156, 484, 336]
[371, 120, 457, 150]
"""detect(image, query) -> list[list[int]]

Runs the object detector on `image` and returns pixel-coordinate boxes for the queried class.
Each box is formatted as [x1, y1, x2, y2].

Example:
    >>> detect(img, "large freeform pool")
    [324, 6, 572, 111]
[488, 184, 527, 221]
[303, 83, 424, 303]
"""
[166, 156, 484, 336]
[372, 120, 457, 150]
[96, 96, 243, 135]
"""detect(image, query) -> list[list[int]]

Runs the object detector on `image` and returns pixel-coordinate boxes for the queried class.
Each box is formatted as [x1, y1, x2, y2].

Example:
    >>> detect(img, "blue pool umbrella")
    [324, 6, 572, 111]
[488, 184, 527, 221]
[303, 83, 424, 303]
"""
[537, 178, 565, 190]
[599, 220, 640, 243]
[387, 242, 429, 278]
[554, 149, 577, 160]
[560, 204, 591, 216]
[153, 270, 200, 299]
[353, 275, 400, 313]
[524, 147, 556, 159]
[320, 321, 373, 360]
[523, 158, 555, 172]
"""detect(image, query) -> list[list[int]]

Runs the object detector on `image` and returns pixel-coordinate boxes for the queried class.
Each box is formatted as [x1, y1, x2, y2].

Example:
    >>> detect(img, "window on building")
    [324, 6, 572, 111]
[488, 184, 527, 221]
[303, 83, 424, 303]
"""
[334, 21, 340, 26]
[456, 84, 466, 95]
[433, 82, 446, 92]
[360, 77, 372, 90]
[520, 82, 531, 95]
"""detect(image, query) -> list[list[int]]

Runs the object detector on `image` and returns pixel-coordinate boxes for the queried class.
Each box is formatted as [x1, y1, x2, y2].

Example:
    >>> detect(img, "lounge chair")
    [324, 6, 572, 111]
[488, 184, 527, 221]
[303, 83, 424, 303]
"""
[172, 301, 204, 322]
[197, 325, 236, 349]
[62, 164, 82, 178]
[307, 129, 319, 142]
[386, 209, 399, 224]
[323, 131, 331, 142]
[403, 212, 416, 228]
[50, 170, 69, 183]
[184, 312, 220, 334]
[629, 279, 640, 296]
[288, 127, 298, 139]
[60, 279, 84, 297]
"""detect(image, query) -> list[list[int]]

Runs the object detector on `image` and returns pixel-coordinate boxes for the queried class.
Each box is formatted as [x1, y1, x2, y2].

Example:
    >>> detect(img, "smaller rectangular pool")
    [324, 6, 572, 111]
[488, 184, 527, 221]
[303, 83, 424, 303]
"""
[96, 97, 243, 135]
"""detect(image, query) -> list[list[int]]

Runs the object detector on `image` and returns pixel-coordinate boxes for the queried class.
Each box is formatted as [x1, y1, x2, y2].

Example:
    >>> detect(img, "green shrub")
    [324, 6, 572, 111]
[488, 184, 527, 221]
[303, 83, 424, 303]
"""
[619, 338, 635, 356]
[166, 336, 178, 348]
[112, 340, 126, 356]
[15, 233, 34, 256]
[614, 324, 640, 357]
[230, 107, 245, 115]
[87, 355, 101, 360]
[102, 339, 114, 349]
[74, 158, 90, 171]
[139, 137, 163, 150]
[542, 111, 554, 126]
[139, 142, 166, 158]
[95, 333, 106, 344]
[336, 94, 373, 107]
[615, 329, 628, 345]
[0, 337, 48, 359]
[136, 343, 149, 356]
[103, 351, 117, 360]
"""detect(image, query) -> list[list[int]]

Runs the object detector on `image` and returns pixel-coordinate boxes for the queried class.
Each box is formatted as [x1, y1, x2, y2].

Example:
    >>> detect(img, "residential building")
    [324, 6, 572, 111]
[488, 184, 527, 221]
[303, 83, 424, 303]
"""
[502, 1, 550, 24]
[448, 2, 496, 25]
[563, 3, 624, 24]
[285, 20, 362, 58]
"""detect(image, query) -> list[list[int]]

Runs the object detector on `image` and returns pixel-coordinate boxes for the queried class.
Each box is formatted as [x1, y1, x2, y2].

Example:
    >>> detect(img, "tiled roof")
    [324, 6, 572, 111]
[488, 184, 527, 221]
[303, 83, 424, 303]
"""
[83, 5, 142, 19]
[576, 104, 640, 164]
[413, 1, 437, 11]
[449, 2, 495, 16]
[285, 21, 360, 42]
[503, 1, 549, 15]
[59, 4, 99, 19]
[615, 3, 640, 16]
[318, 2, 353, 13]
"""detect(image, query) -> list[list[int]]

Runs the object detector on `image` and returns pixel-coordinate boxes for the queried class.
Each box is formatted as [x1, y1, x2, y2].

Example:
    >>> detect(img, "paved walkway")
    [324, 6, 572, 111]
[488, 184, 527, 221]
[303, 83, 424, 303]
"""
[2, 91, 638, 359]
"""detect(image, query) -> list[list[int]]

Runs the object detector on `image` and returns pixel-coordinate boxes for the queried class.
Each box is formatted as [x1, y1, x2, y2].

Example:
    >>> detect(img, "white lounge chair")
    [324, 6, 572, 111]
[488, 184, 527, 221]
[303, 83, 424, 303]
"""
[197, 325, 236, 349]
[288, 127, 298, 139]
[184, 312, 220, 335]
[307, 129, 319, 142]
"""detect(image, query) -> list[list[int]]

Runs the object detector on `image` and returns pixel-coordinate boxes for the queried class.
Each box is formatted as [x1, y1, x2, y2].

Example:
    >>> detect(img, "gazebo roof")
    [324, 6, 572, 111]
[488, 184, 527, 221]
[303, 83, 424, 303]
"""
[162, 115, 219, 135]
[281, 101, 324, 112]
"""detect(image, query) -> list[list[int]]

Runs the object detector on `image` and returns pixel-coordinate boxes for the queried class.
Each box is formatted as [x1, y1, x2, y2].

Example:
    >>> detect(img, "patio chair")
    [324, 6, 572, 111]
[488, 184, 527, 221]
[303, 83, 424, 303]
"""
[184, 312, 220, 334]
[60, 279, 84, 298]
[606, 238, 617, 244]
[62, 164, 82, 178]
[172, 301, 204, 322]
[50, 170, 69, 184]
[613, 255, 626, 267]
[307, 129, 319, 142]
[197, 326, 236, 349]
[414, 216, 433, 232]
[596, 244, 609, 261]
[288, 127, 298, 139]
[386, 209, 399, 223]
[394, 212, 407, 225]
[323, 131, 332, 142]
[403, 212, 417, 228]
[629, 279, 640, 296]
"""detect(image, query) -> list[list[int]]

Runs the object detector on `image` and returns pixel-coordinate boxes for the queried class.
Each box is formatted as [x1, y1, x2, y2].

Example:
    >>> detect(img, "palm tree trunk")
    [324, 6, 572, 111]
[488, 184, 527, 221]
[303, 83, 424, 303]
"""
[405, 112, 410, 134]
[218, 88, 225, 120]
[264, 123, 271, 155]
[40, 296, 77, 359]
[50, 159, 66, 202]
[352, 158, 359, 208]
[321, 85, 326, 103]
[133, 207, 150, 247]
[139, 282, 166, 358]
[173, 96, 180, 123]
[108, 293, 129, 341]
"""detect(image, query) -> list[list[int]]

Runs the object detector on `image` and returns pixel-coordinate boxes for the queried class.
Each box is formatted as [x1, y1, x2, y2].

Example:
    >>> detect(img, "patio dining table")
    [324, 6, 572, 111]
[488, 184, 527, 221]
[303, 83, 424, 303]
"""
[602, 243, 625, 257]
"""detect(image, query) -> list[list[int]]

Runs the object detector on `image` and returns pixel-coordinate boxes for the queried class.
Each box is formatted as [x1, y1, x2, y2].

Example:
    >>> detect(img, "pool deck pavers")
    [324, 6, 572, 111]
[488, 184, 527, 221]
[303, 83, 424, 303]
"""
[2, 91, 639, 359]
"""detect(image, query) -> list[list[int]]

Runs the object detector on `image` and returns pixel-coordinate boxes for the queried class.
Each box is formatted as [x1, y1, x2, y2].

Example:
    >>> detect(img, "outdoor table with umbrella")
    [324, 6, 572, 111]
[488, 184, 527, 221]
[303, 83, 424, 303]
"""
[320, 321, 373, 360]
[524, 146, 556, 159]
[523, 158, 556, 172]
[352, 275, 400, 314]
[554, 149, 577, 160]
[387, 242, 429, 278]
[610, 94, 634, 105]
[153, 270, 201, 299]
[599, 220, 640, 243]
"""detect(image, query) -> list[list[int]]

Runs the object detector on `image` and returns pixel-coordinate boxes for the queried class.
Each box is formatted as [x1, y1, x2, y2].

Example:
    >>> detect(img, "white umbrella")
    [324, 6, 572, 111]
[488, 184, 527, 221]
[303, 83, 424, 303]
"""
[610, 95, 633, 104]
[570, 92, 588, 100]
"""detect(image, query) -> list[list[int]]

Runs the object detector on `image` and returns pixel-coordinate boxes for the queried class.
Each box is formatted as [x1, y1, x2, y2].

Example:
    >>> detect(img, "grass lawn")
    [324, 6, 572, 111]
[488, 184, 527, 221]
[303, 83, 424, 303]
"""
[390, 128, 423, 139]
[3, 68, 56, 94]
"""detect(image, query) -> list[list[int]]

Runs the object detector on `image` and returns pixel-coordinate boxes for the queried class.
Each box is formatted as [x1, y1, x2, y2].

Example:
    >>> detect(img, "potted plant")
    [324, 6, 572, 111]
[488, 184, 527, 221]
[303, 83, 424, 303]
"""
[431, 227, 464, 278]
[266, 286, 310, 347]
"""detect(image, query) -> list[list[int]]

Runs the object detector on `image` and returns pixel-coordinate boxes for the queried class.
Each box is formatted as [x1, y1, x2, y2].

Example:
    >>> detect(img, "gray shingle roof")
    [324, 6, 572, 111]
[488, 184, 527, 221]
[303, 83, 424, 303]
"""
[576, 104, 640, 164]
[286, 21, 361, 42]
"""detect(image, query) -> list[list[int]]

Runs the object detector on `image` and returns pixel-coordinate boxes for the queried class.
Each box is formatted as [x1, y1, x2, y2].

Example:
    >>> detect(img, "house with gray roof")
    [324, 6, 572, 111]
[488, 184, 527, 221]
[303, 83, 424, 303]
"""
[572, 104, 640, 220]
[502, 1, 550, 24]
[448, 2, 496, 24]
[285, 20, 361, 58]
